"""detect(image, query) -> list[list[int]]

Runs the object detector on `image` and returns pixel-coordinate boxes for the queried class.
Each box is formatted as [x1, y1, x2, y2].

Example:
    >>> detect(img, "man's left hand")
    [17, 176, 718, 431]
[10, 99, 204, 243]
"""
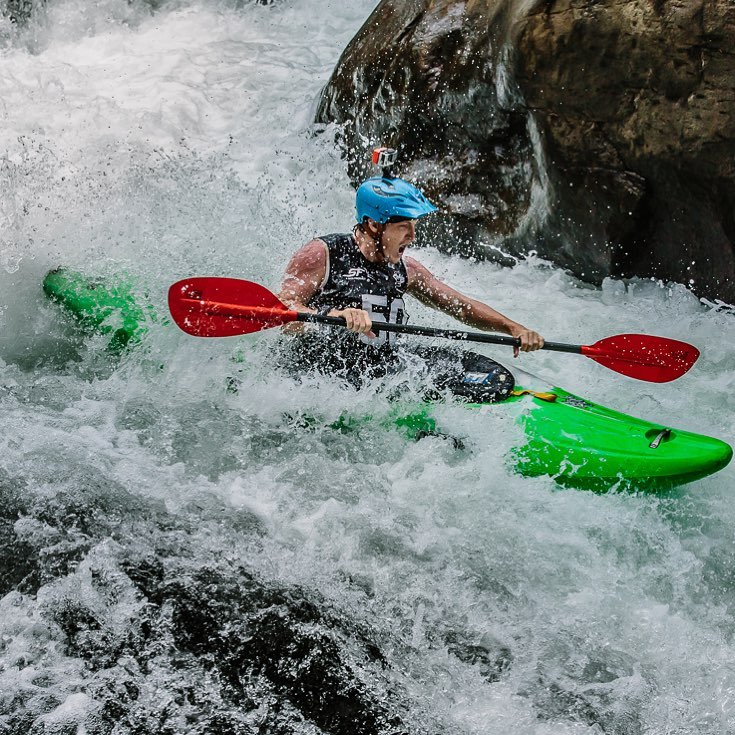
[511, 327, 544, 357]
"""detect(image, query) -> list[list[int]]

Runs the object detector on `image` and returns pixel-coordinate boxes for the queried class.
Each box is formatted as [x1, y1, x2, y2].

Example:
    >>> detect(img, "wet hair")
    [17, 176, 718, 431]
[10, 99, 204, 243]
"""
[353, 219, 387, 255]
[355, 215, 411, 232]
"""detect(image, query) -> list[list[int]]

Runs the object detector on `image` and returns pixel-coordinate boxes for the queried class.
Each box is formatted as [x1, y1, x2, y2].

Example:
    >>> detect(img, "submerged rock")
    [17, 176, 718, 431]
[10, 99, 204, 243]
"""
[0, 479, 432, 735]
[4, 0, 36, 24]
[317, 0, 735, 303]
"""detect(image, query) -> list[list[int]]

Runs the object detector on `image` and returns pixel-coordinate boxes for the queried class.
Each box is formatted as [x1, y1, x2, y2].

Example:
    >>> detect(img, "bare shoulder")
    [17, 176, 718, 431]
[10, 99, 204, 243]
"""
[283, 239, 328, 283]
[279, 239, 328, 305]
[405, 255, 431, 281]
[287, 238, 328, 272]
[405, 255, 437, 290]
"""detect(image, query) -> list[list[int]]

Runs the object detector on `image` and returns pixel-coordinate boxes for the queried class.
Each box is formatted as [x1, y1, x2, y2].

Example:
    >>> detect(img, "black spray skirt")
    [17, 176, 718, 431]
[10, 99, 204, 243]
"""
[278, 332, 515, 404]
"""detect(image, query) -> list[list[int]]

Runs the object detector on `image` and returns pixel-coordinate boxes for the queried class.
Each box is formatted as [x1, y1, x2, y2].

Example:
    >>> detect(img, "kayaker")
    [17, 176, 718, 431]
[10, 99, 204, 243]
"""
[278, 167, 544, 399]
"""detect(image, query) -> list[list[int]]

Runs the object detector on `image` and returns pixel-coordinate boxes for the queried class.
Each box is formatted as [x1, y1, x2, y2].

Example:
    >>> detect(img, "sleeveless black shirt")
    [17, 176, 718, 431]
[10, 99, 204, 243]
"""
[308, 233, 409, 340]
[282, 233, 409, 385]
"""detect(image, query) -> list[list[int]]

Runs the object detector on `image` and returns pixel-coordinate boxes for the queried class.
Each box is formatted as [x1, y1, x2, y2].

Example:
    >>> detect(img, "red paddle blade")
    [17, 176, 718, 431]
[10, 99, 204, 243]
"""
[582, 334, 699, 383]
[168, 277, 297, 337]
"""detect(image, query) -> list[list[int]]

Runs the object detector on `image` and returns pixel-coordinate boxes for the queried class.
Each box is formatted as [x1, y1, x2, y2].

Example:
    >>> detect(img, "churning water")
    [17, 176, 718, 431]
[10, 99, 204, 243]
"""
[1, 1, 734, 733]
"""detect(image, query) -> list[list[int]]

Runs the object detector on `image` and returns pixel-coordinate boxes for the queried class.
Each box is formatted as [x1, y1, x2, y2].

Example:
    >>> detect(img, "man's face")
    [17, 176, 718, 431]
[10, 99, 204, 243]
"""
[379, 219, 417, 263]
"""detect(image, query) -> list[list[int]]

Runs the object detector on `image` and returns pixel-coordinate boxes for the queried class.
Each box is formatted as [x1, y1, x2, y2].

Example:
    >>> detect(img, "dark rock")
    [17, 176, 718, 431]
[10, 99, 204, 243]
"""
[3, 0, 37, 24]
[0, 466, 168, 595]
[528, 640, 647, 733]
[0, 688, 72, 733]
[516, 0, 735, 300]
[0, 473, 38, 594]
[317, 0, 536, 248]
[444, 630, 512, 683]
[3, 476, 434, 733]
[44, 548, 420, 735]
[317, 0, 735, 303]
[162, 566, 401, 735]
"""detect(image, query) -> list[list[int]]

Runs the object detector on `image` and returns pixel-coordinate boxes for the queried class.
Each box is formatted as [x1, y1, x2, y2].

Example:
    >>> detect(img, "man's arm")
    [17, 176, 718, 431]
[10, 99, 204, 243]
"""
[405, 256, 544, 354]
[278, 240, 373, 335]
[278, 239, 328, 315]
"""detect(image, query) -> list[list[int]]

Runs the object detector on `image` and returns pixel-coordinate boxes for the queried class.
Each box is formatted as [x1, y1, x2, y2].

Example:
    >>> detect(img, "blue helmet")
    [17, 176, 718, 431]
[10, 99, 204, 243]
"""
[355, 177, 437, 224]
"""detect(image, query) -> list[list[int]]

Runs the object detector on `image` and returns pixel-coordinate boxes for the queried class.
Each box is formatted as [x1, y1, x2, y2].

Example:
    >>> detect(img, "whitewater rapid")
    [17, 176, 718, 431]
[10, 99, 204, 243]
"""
[1, 2, 734, 733]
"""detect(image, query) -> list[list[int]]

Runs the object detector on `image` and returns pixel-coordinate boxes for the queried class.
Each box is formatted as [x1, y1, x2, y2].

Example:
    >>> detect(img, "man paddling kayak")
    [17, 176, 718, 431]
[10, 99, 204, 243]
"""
[278, 154, 544, 398]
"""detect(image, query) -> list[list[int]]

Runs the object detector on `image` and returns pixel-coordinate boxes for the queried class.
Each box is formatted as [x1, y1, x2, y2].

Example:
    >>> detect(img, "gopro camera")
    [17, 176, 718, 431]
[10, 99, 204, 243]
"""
[372, 147, 398, 168]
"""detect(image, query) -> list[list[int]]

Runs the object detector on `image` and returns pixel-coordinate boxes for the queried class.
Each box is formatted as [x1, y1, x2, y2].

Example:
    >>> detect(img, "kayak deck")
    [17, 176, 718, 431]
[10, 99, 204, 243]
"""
[42, 268, 733, 491]
[498, 384, 732, 491]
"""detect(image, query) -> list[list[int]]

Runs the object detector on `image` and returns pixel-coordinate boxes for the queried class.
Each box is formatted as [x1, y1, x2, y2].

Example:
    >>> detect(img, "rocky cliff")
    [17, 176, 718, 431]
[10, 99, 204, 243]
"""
[316, 0, 735, 303]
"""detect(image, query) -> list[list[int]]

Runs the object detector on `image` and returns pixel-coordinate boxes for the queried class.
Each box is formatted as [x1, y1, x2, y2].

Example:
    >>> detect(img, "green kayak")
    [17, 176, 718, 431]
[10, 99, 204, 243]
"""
[43, 268, 151, 351]
[43, 268, 733, 491]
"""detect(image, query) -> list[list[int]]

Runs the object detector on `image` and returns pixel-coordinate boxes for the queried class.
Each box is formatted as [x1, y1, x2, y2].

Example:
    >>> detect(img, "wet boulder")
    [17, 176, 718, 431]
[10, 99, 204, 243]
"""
[316, 0, 735, 303]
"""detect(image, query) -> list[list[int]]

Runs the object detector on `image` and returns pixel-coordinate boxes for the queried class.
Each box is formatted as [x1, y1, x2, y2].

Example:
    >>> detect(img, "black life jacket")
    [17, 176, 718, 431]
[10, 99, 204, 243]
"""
[279, 232, 407, 385]
[307, 232, 409, 349]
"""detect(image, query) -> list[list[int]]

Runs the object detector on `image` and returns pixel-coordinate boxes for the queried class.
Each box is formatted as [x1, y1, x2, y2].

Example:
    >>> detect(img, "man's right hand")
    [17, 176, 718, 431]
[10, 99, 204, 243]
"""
[330, 307, 374, 337]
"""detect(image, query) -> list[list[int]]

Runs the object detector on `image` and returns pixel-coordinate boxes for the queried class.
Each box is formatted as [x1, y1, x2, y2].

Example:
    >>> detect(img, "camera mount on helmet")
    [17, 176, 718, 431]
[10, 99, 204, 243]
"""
[355, 147, 437, 225]
[372, 147, 398, 178]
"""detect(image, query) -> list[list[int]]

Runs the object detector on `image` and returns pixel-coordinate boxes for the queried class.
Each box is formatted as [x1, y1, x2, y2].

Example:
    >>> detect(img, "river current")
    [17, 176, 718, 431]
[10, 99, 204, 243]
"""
[1, 1, 734, 733]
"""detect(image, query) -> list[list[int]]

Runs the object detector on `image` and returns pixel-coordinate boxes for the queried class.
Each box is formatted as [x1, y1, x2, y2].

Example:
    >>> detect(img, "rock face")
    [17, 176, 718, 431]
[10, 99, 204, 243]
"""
[316, 0, 735, 303]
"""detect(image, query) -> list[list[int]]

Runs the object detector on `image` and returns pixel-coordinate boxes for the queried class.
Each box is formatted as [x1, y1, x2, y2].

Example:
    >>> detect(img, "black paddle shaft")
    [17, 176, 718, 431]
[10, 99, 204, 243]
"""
[296, 312, 582, 354]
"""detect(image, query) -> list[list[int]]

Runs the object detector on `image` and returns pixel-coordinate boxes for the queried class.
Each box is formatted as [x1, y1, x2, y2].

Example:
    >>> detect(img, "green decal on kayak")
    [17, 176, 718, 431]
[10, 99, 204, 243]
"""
[42, 268, 733, 491]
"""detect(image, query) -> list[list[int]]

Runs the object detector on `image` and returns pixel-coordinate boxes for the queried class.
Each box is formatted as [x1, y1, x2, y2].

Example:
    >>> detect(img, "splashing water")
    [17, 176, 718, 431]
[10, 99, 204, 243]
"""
[1, 1, 734, 733]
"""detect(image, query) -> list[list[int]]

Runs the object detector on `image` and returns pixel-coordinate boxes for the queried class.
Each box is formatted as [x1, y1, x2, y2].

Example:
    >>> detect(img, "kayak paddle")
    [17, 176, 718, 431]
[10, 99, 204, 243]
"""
[168, 277, 699, 383]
